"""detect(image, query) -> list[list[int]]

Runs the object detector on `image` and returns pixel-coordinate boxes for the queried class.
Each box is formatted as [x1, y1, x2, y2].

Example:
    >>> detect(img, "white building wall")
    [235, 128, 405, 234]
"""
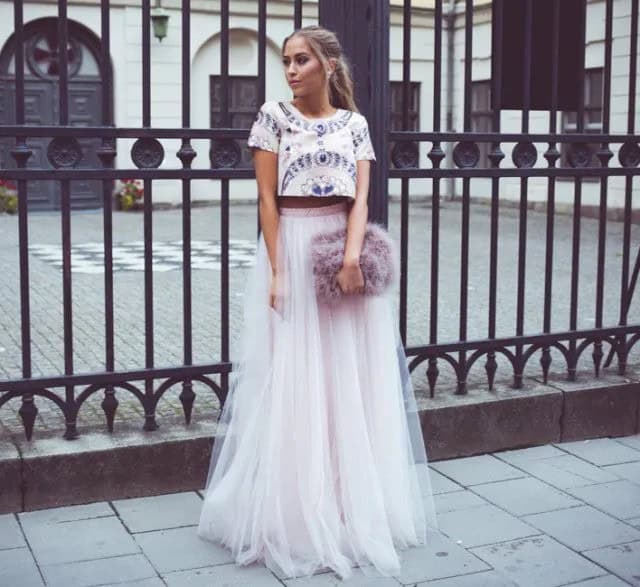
[0, 0, 636, 210]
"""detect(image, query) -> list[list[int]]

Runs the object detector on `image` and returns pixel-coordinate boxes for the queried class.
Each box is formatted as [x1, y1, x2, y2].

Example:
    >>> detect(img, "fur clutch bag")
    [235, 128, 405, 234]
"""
[309, 222, 397, 301]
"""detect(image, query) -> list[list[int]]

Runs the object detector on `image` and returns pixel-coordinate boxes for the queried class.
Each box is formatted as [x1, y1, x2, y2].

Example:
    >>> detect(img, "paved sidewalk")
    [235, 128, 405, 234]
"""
[2, 435, 640, 586]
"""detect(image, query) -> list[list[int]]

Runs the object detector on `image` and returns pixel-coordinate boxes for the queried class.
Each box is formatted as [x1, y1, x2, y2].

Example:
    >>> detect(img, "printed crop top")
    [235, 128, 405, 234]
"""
[247, 100, 376, 198]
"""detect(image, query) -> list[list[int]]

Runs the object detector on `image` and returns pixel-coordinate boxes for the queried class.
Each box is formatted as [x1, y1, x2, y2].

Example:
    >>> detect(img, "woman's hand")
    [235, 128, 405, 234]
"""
[269, 271, 286, 312]
[337, 260, 364, 295]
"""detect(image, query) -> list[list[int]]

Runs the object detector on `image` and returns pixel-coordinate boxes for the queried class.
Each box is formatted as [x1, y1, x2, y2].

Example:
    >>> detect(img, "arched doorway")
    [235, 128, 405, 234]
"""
[0, 18, 111, 211]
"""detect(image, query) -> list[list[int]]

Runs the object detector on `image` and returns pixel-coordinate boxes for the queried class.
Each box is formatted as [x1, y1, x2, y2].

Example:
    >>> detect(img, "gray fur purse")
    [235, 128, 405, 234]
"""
[309, 223, 398, 301]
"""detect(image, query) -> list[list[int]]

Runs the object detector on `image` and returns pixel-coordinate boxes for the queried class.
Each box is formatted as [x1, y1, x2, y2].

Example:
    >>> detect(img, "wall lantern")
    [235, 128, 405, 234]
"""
[151, 6, 169, 42]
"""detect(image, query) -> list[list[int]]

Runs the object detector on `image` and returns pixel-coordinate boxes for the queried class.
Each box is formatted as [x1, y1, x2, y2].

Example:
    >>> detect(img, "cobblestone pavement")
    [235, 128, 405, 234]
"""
[0, 201, 638, 437]
[2, 435, 640, 586]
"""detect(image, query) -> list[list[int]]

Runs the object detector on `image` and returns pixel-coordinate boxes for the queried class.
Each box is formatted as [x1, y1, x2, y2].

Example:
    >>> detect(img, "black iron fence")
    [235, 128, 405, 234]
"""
[0, 0, 638, 441]
[391, 0, 639, 395]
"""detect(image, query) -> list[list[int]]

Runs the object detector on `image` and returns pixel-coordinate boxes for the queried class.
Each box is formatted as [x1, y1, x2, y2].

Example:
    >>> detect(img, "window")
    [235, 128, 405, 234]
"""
[471, 81, 492, 168]
[390, 81, 420, 131]
[210, 75, 260, 168]
[390, 81, 420, 166]
[560, 68, 603, 173]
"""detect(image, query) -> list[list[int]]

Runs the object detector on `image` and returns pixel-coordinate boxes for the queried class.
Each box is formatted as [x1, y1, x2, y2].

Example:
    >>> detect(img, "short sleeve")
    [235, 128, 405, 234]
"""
[351, 115, 376, 161]
[247, 102, 281, 154]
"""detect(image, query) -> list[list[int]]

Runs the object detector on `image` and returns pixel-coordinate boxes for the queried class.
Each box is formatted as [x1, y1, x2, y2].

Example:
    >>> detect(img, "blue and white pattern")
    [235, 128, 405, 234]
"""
[281, 148, 356, 193]
[300, 175, 350, 197]
[247, 100, 376, 198]
[247, 109, 281, 152]
[352, 123, 376, 160]
[278, 102, 353, 137]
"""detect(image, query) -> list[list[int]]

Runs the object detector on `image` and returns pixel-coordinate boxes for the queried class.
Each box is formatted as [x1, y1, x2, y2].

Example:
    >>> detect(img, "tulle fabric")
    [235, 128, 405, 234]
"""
[197, 200, 438, 581]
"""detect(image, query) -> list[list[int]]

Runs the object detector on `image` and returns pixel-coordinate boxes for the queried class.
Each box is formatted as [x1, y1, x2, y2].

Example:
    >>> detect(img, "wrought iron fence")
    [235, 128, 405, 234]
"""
[0, 0, 638, 441]
[390, 0, 639, 395]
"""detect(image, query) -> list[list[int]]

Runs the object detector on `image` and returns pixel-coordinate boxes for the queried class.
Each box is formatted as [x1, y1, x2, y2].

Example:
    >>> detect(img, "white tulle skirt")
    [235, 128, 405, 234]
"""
[197, 200, 438, 581]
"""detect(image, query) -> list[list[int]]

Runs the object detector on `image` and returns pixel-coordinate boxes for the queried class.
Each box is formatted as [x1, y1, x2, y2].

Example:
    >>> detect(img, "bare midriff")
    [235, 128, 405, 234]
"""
[277, 195, 352, 209]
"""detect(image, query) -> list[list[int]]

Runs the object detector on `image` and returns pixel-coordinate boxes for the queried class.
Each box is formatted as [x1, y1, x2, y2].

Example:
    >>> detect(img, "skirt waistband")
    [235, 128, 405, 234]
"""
[278, 201, 349, 217]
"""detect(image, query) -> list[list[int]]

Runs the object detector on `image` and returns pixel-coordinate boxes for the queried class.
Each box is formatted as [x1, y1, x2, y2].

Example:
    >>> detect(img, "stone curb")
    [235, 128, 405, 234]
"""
[1, 374, 638, 514]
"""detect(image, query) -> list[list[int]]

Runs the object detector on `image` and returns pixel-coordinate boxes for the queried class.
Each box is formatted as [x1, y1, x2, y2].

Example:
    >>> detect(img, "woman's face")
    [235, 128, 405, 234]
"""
[282, 35, 331, 98]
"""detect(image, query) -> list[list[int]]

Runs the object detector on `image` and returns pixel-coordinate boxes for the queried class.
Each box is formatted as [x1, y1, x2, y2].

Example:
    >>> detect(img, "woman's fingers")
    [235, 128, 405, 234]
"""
[336, 266, 365, 295]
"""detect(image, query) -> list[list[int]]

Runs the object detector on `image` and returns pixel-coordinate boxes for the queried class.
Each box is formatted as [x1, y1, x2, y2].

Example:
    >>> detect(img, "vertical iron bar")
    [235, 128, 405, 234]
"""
[543, 0, 561, 334]
[58, 2, 69, 127]
[14, 0, 30, 380]
[514, 0, 533, 388]
[220, 0, 230, 397]
[58, 0, 77, 439]
[568, 0, 587, 381]
[399, 181, 409, 345]
[13, 0, 37, 440]
[455, 0, 473, 394]
[430, 0, 443, 345]
[256, 0, 267, 238]
[221, 182, 230, 365]
[617, 0, 638, 374]
[179, 0, 196, 421]
[258, 0, 266, 109]
[99, 0, 118, 432]
[425, 0, 444, 397]
[142, 0, 151, 126]
[182, 0, 192, 369]
[294, 0, 302, 30]
[445, 3, 456, 200]
[541, 0, 561, 383]
[141, 0, 157, 429]
[486, 0, 504, 390]
[488, 0, 503, 340]
[101, 0, 114, 374]
[593, 0, 613, 376]
[399, 0, 411, 345]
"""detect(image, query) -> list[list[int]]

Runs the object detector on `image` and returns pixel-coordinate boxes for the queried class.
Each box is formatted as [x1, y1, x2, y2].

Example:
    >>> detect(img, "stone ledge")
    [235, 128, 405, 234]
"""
[540, 370, 640, 442]
[1, 376, 638, 514]
[1, 421, 215, 514]
[0, 439, 21, 513]
[421, 379, 563, 460]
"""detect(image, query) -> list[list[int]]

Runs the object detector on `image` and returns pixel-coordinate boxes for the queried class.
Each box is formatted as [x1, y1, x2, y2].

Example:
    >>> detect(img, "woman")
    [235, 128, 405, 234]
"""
[197, 25, 438, 581]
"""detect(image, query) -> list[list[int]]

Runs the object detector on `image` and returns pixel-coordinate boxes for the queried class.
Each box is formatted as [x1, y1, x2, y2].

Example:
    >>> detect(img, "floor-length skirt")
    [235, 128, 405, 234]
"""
[197, 200, 438, 581]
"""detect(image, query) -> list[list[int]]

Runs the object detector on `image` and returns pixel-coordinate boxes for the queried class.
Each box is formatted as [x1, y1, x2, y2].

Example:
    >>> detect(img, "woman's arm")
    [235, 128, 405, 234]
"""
[252, 149, 280, 275]
[337, 159, 371, 294]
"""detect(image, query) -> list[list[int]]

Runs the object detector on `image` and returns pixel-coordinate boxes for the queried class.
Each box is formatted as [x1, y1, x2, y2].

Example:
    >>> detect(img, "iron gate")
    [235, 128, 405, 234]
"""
[0, 0, 638, 441]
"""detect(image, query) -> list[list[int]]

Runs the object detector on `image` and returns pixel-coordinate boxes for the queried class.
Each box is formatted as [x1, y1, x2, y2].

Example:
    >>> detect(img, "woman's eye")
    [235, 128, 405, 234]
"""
[282, 57, 307, 66]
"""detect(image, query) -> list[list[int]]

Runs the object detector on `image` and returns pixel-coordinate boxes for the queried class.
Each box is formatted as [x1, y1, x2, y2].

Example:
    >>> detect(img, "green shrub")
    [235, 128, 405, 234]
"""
[0, 179, 17, 214]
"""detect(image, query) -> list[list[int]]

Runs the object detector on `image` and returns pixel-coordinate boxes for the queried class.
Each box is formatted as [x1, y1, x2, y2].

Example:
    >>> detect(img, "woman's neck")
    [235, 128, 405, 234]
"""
[291, 95, 336, 118]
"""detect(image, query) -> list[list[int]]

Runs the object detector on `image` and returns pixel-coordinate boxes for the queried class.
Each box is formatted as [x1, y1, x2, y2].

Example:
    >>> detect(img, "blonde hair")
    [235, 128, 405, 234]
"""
[282, 25, 359, 113]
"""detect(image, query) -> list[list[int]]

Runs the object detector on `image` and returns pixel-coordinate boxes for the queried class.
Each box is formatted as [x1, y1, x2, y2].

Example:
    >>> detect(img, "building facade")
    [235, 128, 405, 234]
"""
[0, 0, 637, 212]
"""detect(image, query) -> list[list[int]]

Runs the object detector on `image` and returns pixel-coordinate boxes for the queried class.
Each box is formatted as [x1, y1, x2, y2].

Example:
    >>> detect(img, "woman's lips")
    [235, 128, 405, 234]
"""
[290, 80, 301, 86]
